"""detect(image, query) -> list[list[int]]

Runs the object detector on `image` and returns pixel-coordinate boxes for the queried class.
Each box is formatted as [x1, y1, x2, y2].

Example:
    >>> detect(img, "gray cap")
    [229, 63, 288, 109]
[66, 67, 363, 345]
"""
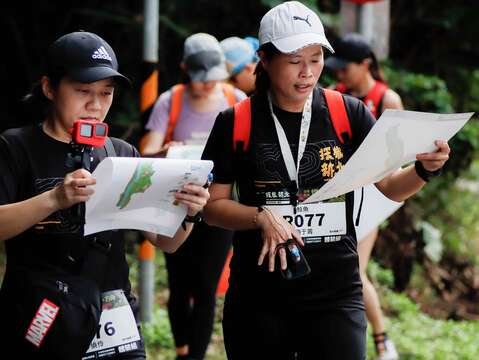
[183, 33, 229, 82]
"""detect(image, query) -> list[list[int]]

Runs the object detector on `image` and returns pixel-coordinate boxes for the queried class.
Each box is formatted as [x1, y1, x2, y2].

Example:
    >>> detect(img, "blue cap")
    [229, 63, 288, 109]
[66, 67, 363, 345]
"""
[220, 36, 259, 76]
[244, 36, 259, 61]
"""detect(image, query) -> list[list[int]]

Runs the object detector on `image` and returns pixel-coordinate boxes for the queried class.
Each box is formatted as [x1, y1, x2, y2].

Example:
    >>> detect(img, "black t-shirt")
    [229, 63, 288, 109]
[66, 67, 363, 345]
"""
[202, 88, 375, 309]
[0, 123, 139, 295]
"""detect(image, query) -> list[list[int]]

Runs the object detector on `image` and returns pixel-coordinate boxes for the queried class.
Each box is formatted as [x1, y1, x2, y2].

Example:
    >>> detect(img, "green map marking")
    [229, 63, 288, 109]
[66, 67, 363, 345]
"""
[117, 162, 155, 209]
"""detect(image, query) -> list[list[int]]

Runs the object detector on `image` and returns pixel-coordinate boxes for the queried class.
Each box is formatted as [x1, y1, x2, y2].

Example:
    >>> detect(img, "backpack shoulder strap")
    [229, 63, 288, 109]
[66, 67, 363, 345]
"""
[97, 137, 117, 163]
[221, 83, 238, 107]
[233, 97, 251, 152]
[104, 137, 117, 157]
[163, 84, 185, 145]
[363, 81, 388, 118]
[323, 88, 352, 144]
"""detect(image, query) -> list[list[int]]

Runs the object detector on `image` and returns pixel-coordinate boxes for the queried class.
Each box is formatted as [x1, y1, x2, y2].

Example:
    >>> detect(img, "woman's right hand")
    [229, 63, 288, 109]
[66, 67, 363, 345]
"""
[256, 207, 304, 273]
[51, 168, 96, 210]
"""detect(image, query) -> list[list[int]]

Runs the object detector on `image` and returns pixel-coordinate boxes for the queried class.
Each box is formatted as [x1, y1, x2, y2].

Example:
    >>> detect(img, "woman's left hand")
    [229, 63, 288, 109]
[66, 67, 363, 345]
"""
[175, 184, 210, 216]
[416, 140, 450, 171]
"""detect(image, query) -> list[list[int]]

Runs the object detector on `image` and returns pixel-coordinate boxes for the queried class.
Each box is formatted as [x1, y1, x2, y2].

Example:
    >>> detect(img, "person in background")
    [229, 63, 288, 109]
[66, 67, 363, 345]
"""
[220, 36, 259, 95]
[325, 32, 403, 360]
[202, 2, 450, 359]
[141, 33, 245, 360]
[0, 31, 209, 359]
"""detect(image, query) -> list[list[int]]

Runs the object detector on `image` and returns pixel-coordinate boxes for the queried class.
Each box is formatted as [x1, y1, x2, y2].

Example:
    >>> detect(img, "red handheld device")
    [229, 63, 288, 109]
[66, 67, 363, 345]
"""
[71, 120, 108, 147]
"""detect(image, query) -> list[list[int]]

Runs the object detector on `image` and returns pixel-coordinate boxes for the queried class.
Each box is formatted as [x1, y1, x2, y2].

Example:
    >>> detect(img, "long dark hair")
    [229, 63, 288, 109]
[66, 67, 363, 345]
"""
[368, 52, 385, 83]
[254, 42, 281, 95]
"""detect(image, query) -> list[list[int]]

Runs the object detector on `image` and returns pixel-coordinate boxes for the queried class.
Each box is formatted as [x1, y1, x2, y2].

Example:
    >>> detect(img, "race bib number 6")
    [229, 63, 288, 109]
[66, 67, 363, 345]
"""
[83, 290, 141, 359]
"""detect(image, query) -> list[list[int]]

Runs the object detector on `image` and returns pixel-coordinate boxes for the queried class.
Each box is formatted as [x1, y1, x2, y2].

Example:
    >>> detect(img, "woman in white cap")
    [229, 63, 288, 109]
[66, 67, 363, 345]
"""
[0, 31, 209, 359]
[202, 2, 450, 359]
[325, 32, 403, 360]
[141, 33, 245, 360]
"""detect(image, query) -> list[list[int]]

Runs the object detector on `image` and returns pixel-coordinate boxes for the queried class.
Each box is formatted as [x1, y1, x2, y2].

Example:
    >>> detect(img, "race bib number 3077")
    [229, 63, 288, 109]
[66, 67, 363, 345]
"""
[266, 202, 347, 244]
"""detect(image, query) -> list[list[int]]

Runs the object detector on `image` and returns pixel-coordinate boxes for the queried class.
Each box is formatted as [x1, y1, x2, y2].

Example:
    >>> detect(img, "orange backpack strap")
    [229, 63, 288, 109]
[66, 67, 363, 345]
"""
[323, 88, 352, 144]
[233, 97, 251, 152]
[222, 83, 237, 107]
[363, 81, 388, 118]
[163, 84, 185, 145]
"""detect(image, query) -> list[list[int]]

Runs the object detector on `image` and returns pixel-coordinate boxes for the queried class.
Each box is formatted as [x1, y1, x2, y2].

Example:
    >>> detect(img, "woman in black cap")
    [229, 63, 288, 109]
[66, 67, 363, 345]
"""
[0, 31, 209, 359]
[202, 2, 449, 359]
[325, 32, 403, 360]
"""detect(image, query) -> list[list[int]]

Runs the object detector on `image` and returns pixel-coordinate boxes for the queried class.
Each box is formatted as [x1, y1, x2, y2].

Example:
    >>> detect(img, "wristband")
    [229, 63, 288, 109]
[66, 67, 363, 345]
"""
[181, 212, 203, 230]
[184, 212, 203, 224]
[414, 160, 442, 182]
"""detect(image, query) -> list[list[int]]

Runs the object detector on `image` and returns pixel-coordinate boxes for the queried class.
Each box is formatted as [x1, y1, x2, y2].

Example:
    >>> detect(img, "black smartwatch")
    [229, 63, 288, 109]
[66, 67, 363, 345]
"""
[414, 160, 442, 182]
[184, 212, 203, 224]
[181, 212, 203, 230]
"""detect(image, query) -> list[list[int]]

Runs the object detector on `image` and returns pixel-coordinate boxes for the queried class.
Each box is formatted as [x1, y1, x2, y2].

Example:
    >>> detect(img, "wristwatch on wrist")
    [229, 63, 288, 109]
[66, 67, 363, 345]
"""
[184, 212, 203, 224]
[181, 212, 203, 230]
[414, 160, 442, 182]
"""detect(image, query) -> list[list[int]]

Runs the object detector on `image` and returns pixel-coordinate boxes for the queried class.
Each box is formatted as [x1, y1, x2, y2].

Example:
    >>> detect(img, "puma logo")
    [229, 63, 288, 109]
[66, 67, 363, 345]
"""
[293, 15, 311, 27]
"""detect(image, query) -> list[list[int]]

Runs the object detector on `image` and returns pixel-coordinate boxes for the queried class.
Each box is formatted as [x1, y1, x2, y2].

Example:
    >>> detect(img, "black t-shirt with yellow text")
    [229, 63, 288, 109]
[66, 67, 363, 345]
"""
[202, 88, 375, 309]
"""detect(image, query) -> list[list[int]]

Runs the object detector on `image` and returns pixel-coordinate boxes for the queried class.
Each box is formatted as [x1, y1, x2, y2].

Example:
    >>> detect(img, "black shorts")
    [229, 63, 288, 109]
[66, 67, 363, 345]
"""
[223, 296, 367, 360]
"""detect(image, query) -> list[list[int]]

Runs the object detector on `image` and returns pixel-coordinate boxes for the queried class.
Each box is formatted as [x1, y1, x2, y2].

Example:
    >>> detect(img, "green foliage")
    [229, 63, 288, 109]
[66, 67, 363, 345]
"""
[318, 71, 336, 89]
[418, 221, 443, 263]
[408, 168, 479, 263]
[383, 63, 453, 113]
[367, 260, 395, 289]
[365, 262, 479, 359]
[380, 63, 479, 264]
[449, 69, 479, 113]
[374, 291, 479, 359]
[390, 1, 479, 84]
[142, 308, 175, 350]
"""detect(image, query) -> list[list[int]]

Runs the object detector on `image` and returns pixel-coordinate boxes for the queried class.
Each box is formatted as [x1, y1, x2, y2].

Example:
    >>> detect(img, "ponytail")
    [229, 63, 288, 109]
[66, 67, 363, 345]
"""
[368, 52, 385, 83]
[21, 75, 61, 124]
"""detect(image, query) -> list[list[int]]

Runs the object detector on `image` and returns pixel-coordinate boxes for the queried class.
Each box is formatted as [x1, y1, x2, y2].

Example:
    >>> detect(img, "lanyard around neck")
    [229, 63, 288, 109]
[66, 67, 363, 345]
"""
[268, 91, 313, 190]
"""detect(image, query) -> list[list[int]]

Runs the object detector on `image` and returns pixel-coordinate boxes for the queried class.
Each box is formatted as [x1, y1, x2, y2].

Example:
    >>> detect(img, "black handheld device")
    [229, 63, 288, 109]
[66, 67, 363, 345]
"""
[276, 239, 311, 280]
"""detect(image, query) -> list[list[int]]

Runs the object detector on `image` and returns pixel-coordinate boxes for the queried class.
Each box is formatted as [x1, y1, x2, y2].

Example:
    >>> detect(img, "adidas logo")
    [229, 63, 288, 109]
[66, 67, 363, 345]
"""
[92, 46, 112, 61]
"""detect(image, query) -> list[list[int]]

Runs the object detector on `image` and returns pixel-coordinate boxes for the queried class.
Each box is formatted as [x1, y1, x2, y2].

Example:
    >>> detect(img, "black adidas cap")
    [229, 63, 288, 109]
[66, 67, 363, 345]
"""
[46, 31, 130, 85]
[325, 33, 372, 70]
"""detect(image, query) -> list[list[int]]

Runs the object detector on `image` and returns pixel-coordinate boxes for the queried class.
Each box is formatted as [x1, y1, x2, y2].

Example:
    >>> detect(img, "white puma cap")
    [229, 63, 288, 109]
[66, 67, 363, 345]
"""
[259, 1, 334, 54]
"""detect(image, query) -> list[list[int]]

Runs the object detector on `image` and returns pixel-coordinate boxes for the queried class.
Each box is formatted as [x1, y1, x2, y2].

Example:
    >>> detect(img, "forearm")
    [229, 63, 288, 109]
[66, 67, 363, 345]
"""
[139, 131, 165, 156]
[0, 190, 58, 241]
[145, 221, 194, 253]
[376, 164, 426, 202]
[203, 199, 258, 230]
